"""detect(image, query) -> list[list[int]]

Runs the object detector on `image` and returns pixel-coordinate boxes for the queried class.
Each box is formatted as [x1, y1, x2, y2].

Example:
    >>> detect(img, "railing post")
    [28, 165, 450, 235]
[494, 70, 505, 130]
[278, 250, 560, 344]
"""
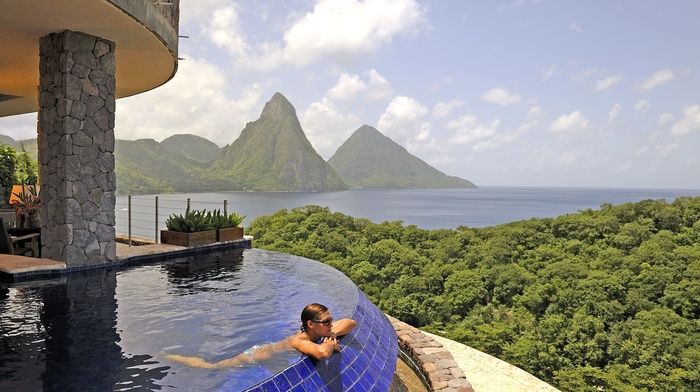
[155, 196, 159, 243]
[224, 200, 228, 215]
[187, 198, 191, 211]
[128, 195, 132, 247]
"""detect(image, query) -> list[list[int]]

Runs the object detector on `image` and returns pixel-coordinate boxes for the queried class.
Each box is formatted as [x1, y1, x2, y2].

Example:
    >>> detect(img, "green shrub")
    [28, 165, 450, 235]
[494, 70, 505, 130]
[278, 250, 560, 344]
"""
[165, 208, 215, 232]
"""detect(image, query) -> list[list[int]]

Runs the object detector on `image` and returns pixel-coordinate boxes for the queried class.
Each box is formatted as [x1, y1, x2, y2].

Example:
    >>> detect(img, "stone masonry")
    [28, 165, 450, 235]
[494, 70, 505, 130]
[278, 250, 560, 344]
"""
[38, 30, 117, 266]
[390, 316, 475, 392]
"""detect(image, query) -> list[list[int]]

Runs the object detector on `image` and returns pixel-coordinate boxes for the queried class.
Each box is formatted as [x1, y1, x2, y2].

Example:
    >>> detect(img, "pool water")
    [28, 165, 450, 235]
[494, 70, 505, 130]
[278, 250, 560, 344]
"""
[0, 248, 374, 391]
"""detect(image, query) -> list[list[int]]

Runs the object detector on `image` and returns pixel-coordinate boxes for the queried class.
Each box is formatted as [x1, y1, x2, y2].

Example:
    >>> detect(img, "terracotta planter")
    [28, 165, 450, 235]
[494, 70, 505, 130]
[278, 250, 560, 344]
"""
[160, 230, 217, 247]
[217, 227, 244, 242]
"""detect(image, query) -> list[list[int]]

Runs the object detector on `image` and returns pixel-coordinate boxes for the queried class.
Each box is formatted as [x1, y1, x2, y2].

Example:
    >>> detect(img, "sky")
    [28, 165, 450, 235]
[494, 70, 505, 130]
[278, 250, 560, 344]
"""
[2, 0, 700, 189]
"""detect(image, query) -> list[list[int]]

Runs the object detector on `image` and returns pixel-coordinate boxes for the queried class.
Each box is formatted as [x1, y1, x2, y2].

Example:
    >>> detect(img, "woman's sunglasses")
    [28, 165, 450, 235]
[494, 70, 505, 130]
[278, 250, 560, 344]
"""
[312, 317, 333, 326]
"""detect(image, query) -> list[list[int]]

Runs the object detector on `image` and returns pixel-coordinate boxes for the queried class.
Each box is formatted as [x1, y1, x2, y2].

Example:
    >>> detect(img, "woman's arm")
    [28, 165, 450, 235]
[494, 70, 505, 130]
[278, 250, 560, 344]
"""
[290, 336, 337, 360]
[332, 318, 357, 337]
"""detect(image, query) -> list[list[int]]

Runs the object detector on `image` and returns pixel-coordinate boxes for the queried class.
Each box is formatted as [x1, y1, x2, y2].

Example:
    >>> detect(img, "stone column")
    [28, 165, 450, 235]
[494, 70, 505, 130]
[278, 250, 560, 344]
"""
[38, 30, 117, 266]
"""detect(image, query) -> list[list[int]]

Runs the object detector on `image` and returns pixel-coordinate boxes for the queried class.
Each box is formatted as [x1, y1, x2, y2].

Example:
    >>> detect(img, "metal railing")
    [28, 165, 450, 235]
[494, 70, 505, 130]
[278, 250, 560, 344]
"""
[115, 195, 233, 246]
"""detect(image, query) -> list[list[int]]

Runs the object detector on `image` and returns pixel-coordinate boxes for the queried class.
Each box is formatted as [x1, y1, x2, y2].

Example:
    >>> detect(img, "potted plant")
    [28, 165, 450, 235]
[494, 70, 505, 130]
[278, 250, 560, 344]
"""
[10, 184, 40, 228]
[211, 209, 246, 242]
[161, 208, 217, 247]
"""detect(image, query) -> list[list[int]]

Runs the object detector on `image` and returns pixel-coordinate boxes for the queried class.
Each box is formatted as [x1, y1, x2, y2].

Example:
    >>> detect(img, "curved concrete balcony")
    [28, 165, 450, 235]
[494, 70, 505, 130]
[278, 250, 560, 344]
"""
[0, 0, 180, 117]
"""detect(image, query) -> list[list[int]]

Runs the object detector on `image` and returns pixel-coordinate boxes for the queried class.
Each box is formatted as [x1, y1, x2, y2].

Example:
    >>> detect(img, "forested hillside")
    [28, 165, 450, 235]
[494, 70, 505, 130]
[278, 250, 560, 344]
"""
[248, 197, 700, 392]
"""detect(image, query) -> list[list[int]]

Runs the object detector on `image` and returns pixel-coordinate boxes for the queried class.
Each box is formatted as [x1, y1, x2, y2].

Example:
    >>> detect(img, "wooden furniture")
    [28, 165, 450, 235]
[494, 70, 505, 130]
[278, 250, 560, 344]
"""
[1, 217, 40, 257]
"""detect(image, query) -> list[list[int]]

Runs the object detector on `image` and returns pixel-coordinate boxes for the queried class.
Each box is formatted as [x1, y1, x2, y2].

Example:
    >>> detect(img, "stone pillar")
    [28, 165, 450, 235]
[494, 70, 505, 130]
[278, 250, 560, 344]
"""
[38, 30, 117, 266]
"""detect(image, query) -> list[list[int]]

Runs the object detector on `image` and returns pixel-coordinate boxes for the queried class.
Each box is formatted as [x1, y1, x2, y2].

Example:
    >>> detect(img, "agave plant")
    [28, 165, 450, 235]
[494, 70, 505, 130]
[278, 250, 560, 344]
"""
[210, 209, 246, 229]
[165, 208, 215, 232]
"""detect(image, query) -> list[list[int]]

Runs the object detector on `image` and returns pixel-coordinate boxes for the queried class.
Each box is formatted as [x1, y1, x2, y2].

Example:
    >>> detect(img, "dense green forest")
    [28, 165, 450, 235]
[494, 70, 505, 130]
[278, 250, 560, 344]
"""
[248, 197, 700, 392]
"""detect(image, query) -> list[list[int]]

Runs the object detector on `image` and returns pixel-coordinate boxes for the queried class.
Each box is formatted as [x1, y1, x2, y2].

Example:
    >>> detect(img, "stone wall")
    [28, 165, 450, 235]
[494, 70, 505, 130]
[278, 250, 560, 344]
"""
[390, 316, 475, 392]
[38, 30, 117, 266]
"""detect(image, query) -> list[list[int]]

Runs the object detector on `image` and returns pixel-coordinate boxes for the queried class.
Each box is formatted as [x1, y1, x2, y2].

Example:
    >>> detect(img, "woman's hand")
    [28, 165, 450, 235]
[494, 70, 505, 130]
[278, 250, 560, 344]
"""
[322, 335, 341, 352]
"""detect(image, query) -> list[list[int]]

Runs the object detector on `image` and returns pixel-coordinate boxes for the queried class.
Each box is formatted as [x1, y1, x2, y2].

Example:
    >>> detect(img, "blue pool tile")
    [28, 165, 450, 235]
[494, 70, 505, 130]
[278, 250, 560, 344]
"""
[245, 288, 397, 392]
[272, 374, 292, 391]
[283, 367, 303, 386]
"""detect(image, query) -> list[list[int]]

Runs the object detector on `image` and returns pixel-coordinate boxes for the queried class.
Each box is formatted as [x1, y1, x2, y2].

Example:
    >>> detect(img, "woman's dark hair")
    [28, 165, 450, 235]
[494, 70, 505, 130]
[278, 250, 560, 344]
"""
[300, 303, 328, 332]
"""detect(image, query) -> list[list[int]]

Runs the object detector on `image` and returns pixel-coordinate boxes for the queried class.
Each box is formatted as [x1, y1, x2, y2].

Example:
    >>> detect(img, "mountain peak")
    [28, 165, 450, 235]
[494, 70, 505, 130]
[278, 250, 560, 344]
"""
[328, 125, 477, 189]
[260, 92, 296, 119]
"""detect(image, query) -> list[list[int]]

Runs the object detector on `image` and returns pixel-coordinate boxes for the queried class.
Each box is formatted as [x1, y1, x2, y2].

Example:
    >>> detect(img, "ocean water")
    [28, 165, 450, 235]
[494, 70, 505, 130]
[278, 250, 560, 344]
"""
[116, 187, 700, 239]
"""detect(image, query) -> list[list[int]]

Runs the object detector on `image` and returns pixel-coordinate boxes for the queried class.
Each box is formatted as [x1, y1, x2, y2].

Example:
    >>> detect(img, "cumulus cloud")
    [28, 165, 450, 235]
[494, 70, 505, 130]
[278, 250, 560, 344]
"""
[472, 107, 540, 151]
[301, 97, 361, 158]
[571, 68, 597, 83]
[378, 96, 430, 142]
[326, 69, 393, 101]
[634, 99, 651, 113]
[658, 112, 674, 125]
[481, 87, 523, 106]
[669, 104, 700, 137]
[595, 75, 624, 91]
[549, 111, 589, 133]
[364, 69, 394, 100]
[637, 69, 674, 91]
[328, 73, 366, 100]
[432, 99, 465, 119]
[282, 0, 429, 67]
[608, 103, 622, 122]
[446, 114, 500, 145]
[202, 5, 250, 57]
[115, 57, 262, 145]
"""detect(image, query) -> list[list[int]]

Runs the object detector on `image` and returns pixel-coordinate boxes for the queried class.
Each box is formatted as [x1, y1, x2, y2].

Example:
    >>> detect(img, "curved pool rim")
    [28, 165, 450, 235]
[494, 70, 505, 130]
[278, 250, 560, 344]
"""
[0, 244, 398, 391]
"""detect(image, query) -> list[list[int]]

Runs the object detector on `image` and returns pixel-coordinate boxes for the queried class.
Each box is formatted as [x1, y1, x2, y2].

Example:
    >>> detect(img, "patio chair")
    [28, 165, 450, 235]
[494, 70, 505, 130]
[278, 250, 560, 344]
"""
[0, 216, 39, 256]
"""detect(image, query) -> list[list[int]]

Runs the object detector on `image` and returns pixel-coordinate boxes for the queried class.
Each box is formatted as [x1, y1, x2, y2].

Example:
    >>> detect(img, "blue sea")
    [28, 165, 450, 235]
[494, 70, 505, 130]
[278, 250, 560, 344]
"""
[115, 187, 700, 239]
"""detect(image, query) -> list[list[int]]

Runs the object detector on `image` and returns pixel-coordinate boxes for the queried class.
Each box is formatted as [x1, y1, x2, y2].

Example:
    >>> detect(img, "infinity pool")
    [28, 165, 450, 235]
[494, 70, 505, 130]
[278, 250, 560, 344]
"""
[0, 247, 397, 391]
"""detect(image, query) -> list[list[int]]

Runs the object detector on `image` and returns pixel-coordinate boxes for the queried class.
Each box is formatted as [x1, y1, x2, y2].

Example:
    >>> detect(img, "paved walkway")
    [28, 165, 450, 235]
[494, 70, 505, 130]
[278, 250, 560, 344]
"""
[423, 332, 560, 392]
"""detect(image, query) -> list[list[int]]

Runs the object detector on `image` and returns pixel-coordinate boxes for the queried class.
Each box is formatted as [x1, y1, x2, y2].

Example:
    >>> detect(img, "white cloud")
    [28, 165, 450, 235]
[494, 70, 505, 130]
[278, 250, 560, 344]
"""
[569, 23, 583, 33]
[446, 114, 500, 145]
[115, 57, 261, 146]
[282, 0, 429, 67]
[301, 97, 361, 158]
[658, 112, 674, 125]
[571, 68, 597, 83]
[637, 69, 674, 91]
[595, 75, 624, 91]
[657, 142, 679, 155]
[378, 96, 430, 144]
[328, 73, 366, 100]
[432, 99, 465, 119]
[364, 69, 394, 100]
[608, 103, 622, 122]
[669, 104, 700, 137]
[634, 146, 649, 156]
[481, 87, 522, 106]
[326, 69, 393, 101]
[202, 5, 250, 57]
[549, 111, 589, 133]
[634, 99, 651, 113]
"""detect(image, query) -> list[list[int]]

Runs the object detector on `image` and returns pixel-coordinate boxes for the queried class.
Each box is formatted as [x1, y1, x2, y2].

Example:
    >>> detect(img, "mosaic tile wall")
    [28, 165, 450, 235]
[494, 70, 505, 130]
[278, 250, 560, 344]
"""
[245, 289, 398, 392]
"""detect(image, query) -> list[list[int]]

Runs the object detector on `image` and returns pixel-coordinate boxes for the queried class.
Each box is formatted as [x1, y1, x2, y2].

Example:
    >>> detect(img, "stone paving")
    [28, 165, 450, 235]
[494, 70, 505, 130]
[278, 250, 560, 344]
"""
[424, 332, 561, 392]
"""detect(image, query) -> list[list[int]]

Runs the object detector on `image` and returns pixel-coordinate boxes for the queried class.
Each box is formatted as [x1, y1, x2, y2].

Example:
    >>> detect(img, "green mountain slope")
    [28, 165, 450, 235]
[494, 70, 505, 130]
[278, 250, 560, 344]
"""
[328, 125, 477, 189]
[208, 92, 348, 191]
[115, 139, 212, 194]
[160, 134, 221, 164]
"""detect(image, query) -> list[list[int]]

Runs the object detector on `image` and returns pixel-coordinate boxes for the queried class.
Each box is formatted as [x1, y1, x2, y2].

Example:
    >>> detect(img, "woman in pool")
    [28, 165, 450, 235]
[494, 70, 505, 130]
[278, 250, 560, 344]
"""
[164, 303, 356, 368]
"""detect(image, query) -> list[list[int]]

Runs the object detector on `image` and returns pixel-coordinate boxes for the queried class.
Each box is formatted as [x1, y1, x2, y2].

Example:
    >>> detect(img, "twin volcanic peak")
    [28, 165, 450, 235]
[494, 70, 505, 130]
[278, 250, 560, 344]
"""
[3, 92, 477, 194]
[328, 124, 476, 189]
[209, 92, 348, 191]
